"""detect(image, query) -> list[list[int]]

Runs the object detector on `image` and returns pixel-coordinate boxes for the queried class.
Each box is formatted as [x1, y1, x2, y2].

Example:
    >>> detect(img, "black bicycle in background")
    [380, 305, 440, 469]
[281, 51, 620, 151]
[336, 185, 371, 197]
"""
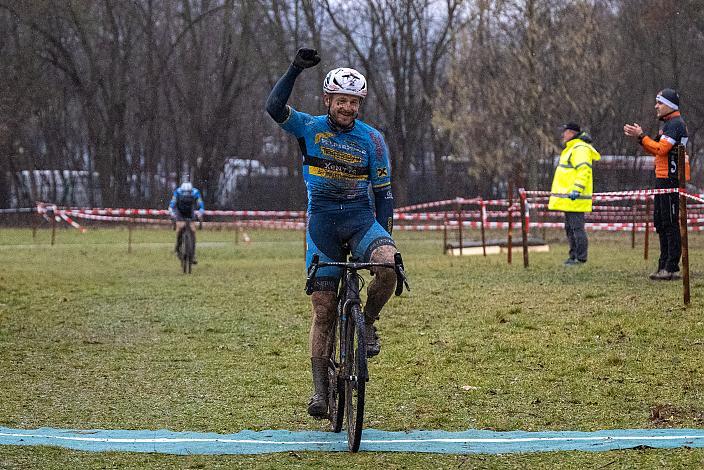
[305, 252, 409, 452]
[176, 218, 201, 274]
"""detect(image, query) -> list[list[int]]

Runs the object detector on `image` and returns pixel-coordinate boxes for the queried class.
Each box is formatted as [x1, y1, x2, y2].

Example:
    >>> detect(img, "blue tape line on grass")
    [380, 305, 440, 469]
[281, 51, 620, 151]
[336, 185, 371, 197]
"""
[1, 427, 703, 455]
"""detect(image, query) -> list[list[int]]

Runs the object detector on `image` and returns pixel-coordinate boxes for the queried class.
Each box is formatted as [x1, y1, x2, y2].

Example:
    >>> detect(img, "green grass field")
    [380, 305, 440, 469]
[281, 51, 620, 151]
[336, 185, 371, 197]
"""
[1, 226, 704, 468]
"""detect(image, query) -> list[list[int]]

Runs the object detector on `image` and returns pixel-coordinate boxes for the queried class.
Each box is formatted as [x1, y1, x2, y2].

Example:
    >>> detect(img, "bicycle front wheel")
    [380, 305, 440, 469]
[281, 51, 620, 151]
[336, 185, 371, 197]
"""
[344, 304, 367, 452]
[328, 316, 344, 433]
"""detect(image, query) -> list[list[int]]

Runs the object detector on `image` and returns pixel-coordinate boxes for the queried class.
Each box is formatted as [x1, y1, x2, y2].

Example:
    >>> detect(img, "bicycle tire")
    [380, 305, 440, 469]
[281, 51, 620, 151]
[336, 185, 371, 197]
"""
[344, 304, 367, 452]
[328, 315, 344, 433]
[177, 227, 187, 273]
[180, 226, 194, 274]
[186, 228, 194, 274]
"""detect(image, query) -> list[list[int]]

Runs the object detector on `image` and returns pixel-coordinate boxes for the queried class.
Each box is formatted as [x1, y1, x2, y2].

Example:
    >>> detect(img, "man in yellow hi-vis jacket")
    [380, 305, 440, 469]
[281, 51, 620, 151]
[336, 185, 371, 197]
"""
[548, 122, 601, 265]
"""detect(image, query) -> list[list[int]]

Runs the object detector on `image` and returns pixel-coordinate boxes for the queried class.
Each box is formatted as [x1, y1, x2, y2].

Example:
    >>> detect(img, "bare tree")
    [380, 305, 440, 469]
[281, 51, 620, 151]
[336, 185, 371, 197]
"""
[3, 0, 704, 209]
[435, 0, 625, 195]
[321, 0, 469, 204]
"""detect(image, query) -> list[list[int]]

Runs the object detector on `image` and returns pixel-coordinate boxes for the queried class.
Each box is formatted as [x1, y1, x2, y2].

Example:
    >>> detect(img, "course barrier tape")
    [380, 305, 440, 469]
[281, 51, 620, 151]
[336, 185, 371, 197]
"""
[396, 197, 510, 212]
[67, 211, 171, 225]
[524, 188, 680, 199]
[682, 192, 704, 204]
[56, 208, 307, 218]
[395, 210, 526, 221]
[396, 198, 477, 212]
[26, 185, 704, 235]
[58, 212, 86, 232]
[206, 209, 306, 218]
[63, 210, 306, 230]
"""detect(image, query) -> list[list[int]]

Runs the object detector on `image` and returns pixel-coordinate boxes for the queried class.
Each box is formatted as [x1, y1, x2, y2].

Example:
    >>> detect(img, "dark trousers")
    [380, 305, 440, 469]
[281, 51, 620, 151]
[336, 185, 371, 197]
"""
[564, 211, 587, 262]
[654, 178, 681, 272]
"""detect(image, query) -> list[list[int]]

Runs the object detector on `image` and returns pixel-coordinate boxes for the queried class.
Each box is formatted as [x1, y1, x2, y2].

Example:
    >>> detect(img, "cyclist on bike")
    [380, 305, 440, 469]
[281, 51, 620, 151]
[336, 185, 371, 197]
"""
[266, 48, 398, 418]
[169, 181, 205, 264]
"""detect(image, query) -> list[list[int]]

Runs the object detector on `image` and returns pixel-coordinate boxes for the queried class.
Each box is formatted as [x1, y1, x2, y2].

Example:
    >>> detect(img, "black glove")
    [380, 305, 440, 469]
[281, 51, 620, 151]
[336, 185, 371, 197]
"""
[292, 48, 321, 69]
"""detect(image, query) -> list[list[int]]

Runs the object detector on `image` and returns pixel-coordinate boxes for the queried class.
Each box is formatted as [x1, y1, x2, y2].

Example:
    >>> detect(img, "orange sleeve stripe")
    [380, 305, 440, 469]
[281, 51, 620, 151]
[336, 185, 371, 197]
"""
[641, 135, 673, 157]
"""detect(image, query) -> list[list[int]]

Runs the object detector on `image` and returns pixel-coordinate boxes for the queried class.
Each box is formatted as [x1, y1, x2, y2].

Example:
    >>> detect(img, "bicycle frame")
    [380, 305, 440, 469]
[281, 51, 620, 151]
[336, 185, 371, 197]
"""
[305, 252, 409, 451]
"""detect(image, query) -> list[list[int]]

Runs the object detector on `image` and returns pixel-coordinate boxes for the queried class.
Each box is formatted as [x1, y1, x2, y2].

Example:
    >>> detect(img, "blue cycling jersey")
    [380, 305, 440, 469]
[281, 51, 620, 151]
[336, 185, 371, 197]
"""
[266, 67, 396, 289]
[279, 106, 392, 210]
[169, 187, 205, 217]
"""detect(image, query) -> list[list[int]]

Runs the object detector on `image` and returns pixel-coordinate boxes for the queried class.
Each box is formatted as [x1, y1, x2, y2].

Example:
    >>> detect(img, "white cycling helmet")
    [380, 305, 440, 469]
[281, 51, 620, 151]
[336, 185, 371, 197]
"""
[180, 182, 193, 192]
[323, 68, 367, 99]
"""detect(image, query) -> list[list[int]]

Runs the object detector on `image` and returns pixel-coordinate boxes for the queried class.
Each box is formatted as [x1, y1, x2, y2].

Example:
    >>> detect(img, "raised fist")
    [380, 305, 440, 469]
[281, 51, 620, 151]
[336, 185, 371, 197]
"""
[293, 48, 321, 69]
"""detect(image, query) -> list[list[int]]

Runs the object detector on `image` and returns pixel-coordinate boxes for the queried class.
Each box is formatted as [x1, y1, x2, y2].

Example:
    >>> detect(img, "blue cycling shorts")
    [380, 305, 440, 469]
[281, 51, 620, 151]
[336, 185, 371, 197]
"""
[306, 202, 395, 292]
[173, 210, 193, 221]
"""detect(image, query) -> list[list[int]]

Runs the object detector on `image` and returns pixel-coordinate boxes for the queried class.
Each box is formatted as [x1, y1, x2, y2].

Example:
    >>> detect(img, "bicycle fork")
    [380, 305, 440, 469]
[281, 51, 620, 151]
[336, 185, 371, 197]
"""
[340, 274, 369, 383]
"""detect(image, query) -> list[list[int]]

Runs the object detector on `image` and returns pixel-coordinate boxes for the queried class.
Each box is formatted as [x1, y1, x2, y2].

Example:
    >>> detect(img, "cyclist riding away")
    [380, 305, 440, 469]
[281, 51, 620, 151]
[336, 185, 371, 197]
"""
[266, 48, 398, 419]
[169, 181, 205, 264]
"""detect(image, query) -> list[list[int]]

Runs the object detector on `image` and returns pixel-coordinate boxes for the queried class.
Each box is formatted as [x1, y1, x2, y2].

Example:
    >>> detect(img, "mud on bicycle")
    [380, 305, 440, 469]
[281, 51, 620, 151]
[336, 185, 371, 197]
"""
[305, 251, 409, 452]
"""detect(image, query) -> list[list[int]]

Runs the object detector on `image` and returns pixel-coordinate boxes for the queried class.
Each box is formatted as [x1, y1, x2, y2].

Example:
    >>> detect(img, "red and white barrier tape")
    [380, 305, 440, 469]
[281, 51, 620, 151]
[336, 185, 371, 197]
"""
[396, 197, 484, 212]
[58, 211, 86, 232]
[61, 207, 307, 218]
[34, 186, 704, 234]
[682, 192, 704, 204]
[67, 211, 170, 225]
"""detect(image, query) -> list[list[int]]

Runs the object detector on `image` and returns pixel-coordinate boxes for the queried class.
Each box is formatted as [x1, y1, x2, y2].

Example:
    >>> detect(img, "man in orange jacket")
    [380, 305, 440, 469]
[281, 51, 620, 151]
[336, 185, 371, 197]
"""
[624, 88, 690, 281]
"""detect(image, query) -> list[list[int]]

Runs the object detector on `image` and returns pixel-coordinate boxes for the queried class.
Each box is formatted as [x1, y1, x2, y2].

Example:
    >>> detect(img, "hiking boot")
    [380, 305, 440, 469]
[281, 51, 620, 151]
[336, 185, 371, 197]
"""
[649, 269, 673, 281]
[307, 357, 328, 419]
[365, 323, 381, 357]
[670, 271, 682, 280]
[564, 258, 586, 266]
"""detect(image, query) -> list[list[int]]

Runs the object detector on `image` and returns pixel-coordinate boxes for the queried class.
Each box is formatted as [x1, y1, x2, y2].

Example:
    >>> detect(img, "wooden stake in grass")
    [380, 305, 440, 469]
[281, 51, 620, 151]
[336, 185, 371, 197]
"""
[442, 213, 448, 255]
[128, 218, 134, 254]
[457, 199, 463, 256]
[234, 216, 239, 245]
[32, 209, 39, 240]
[677, 144, 690, 305]
[507, 180, 513, 265]
[480, 199, 487, 257]
[644, 197, 651, 260]
[50, 208, 56, 246]
[631, 200, 637, 249]
[519, 188, 529, 268]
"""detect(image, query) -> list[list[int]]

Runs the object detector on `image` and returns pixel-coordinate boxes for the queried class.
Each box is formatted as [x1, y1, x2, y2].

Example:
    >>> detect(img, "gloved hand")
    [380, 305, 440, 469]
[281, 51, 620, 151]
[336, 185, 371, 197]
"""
[569, 190, 580, 200]
[292, 48, 321, 69]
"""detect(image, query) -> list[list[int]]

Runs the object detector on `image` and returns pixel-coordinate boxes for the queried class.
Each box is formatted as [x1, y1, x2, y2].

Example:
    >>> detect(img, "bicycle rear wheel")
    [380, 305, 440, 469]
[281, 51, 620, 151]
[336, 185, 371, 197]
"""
[181, 228, 194, 274]
[179, 236, 189, 273]
[344, 304, 367, 452]
[180, 249, 188, 273]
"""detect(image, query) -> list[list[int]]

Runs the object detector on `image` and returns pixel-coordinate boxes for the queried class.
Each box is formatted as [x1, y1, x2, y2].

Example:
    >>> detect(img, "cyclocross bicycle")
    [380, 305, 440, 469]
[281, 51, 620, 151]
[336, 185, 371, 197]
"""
[176, 218, 200, 274]
[305, 252, 409, 452]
